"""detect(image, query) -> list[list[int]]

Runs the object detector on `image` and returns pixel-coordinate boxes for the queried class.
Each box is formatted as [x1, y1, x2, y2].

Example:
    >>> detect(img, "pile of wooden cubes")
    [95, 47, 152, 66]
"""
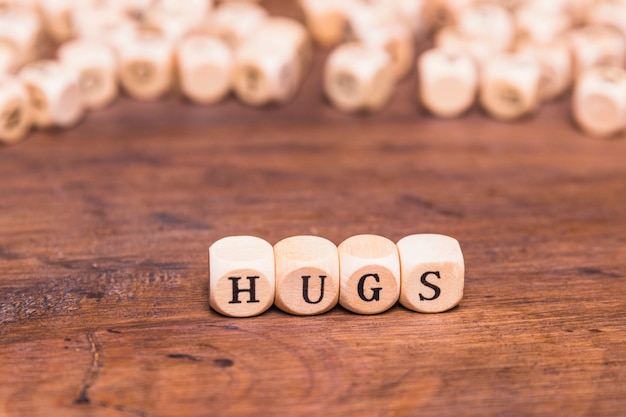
[0, 0, 311, 144]
[2, 0, 626, 145]
[305, 0, 626, 137]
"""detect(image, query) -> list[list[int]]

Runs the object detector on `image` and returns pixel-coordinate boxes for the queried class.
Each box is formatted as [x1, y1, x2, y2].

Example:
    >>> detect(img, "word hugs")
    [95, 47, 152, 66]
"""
[208, 234, 465, 317]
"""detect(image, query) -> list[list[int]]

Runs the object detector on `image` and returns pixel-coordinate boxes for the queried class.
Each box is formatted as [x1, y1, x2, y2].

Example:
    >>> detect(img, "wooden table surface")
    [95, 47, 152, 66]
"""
[2, 3, 626, 416]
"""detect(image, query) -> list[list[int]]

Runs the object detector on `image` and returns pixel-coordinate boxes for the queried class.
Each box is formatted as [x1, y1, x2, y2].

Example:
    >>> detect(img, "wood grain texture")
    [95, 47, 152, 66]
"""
[1, 1, 626, 416]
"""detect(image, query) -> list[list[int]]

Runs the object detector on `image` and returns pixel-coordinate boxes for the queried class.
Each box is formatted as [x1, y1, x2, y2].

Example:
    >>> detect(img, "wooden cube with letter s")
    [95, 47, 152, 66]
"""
[397, 234, 464, 313]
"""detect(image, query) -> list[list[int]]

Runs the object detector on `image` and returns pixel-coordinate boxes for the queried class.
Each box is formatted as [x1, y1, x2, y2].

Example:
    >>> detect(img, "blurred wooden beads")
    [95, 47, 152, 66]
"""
[116, 29, 174, 101]
[58, 39, 118, 109]
[0, 75, 31, 144]
[177, 35, 233, 104]
[418, 48, 477, 118]
[3, 0, 626, 147]
[208, 234, 465, 317]
[573, 66, 626, 137]
[479, 54, 541, 121]
[18, 59, 84, 128]
[0, 7, 41, 68]
[324, 42, 395, 113]
[232, 17, 308, 106]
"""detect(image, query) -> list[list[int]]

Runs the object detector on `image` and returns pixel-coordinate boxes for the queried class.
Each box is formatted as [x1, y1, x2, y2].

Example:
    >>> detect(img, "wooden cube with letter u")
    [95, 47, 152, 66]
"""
[274, 235, 339, 315]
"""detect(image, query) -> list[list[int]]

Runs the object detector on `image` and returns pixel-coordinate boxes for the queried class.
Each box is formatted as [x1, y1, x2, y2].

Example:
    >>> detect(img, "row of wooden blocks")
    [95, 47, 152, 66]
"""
[208, 234, 465, 317]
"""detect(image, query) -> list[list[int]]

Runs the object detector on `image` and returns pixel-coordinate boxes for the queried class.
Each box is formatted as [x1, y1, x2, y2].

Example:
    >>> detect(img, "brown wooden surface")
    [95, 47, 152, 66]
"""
[2, 3, 626, 416]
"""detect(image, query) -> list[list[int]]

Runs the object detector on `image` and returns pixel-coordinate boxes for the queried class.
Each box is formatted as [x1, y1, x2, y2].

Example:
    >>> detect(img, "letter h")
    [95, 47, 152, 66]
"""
[228, 276, 260, 304]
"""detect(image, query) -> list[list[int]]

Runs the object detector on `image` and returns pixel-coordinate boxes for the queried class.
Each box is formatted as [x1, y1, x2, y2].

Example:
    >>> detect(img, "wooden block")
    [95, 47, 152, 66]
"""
[104, 20, 139, 51]
[118, 0, 153, 20]
[141, 17, 195, 45]
[344, 1, 397, 39]
[298, 0, 350, 47]
[349, 0, 426, 38]
[71, 3, 134, 41]
[434, 27, 498, 70]
[514, 4, 571, 45]
[209, 236, 275, 317]
[346, 1, 416, 78]
[116, 29, 174, 101]
[423, 0, 474, 31]
[418, 47, 477, 118]
[483, 0, 525, 11]
[233, 36, 300, 106]
[58, 39, 118, 110]
[515, 38, 572, 102]
[18, 60, 84, 128]
[479, 53, 541, 120]
[0, 7, 42, 67]
[572, 66, 626, 137]
[386, 0, 427, 39]
[587, 0, 626, 38]
[149, 0, 212, 22]
[397, 234, 464, 313]
[0, 75, 30, 144]
[522, 0, 572, 14]
[338, 234, 400, 315]
[567, 26, 626, 75]
[38, 0, 75, 43]
[323, 42, 395, 113]
[143, 0, 212, 43]
[354, 23, 414, 81]
[0, 43, 16, 75]
[253, 17, 313, 82]
[274, 236, 339, 315]
[177, 35, 233, 105]
[565, 0, 595, 25]
[0, 0, 39, 11]
[456, 3, 515, 53]
[205, 1, 268, 48]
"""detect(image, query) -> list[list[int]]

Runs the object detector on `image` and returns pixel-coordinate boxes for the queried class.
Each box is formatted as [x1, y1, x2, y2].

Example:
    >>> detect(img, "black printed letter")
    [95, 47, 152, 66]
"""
[419, 271, 441, 301]
[228, 276, 260, 304]
[301, 275, 326, 304]
[357, 273, 382, 302]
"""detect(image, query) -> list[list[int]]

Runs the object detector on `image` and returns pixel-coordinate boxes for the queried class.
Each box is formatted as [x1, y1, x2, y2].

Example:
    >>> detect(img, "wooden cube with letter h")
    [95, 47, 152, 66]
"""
[209, 236, 275, 317]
